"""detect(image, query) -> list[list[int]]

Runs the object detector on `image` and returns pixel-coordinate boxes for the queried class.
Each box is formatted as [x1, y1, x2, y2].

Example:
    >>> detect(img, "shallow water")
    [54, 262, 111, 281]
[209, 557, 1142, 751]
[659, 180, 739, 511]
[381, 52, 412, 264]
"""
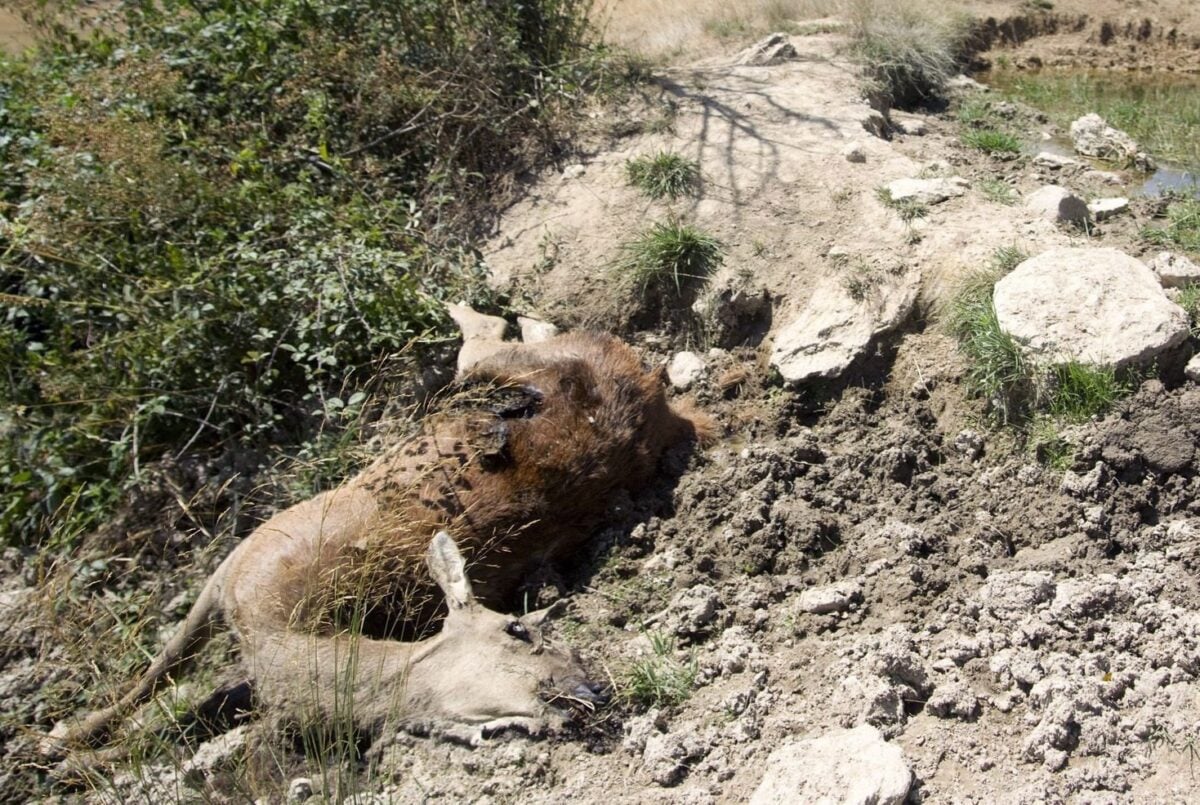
[982, 68, 1200, 198]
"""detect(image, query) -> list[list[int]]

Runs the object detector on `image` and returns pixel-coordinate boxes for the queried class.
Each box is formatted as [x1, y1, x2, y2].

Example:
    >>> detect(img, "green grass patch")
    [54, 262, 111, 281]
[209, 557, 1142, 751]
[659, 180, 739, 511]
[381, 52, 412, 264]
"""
[625, 152, 700, 200]
[989, 69, 1200, 171]
[962, 127, 1022, 154]
[875, 186, 928, 221]
[616, 221, 724, 295]
[1178, 283, 1200, 335]
[1045, 362, 1132, 422]
[978, 179, 1018, 205]
[1141, 198, 1200, 252]
[1029, 418, 1074, 470]
[621, 632, 697, 709]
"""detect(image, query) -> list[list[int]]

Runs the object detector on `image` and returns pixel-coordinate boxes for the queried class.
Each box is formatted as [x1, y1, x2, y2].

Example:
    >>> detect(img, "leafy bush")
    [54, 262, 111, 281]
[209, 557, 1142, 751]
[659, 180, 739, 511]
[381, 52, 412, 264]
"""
[0, 0, 606, 546]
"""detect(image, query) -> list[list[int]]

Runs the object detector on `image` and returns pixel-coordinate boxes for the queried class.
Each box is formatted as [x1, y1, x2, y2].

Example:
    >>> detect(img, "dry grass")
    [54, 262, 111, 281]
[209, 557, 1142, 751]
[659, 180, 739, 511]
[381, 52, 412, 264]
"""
[594, 0, 841, 59]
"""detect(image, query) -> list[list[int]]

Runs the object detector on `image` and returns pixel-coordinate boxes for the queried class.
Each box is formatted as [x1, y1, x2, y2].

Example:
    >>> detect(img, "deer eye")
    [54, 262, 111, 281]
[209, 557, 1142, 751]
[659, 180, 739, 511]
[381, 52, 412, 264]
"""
[505, 621, 531, 642]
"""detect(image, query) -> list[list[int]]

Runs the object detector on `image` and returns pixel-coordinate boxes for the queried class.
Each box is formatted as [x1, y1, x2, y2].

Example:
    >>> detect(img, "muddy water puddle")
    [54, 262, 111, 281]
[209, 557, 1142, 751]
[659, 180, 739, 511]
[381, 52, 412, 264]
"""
[982, 68, 1200, 197]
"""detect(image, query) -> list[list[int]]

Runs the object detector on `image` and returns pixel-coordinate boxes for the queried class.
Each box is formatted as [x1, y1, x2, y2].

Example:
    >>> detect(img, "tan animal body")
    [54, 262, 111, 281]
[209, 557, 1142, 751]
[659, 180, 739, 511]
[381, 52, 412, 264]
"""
[53, 332, 710, 750]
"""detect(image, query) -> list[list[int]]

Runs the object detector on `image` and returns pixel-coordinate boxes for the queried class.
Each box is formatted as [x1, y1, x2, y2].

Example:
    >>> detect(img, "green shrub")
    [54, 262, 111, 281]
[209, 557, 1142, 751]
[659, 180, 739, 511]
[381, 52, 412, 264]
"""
[0, 0, 605, 546]
[616, 221, 724, 295]
[625, 151, 700, 199]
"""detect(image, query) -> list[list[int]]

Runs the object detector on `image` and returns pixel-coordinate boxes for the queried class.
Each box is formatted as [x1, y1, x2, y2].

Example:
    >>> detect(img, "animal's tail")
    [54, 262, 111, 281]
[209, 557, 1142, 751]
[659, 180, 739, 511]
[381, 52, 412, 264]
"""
[43, 558, 230, 755]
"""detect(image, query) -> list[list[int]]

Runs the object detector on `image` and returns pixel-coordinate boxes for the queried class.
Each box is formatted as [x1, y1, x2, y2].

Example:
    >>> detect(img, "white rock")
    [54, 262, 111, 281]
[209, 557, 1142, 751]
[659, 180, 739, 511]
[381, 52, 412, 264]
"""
[1024, 185, 1090, 225]
[884, 176, 968, 205]
[946, 74, 988, 92]
[769, 273, 918, 384]
[1148, 252, 1200, 288]
[890, 112, 928, 136]
[517, 315, 559, 343]
[1033, 151, 1080, 169]
[561, 163, 586, 180]
[1186, 354, 1200, 383]
[750, 724, 912, 805]
[736, 32, 798, 65]
[288, 778, 314, 803]
[1070, 113, 1155, 171]
[1081, 169, 1123, 185]
[1087, 197, 1129, 221]
[993, 247, 1189, 368]
[797, 580, 862, 614]
[842, 143, 867, 163]
[667, 351, 706, 390]
[182, 725, 252, 780]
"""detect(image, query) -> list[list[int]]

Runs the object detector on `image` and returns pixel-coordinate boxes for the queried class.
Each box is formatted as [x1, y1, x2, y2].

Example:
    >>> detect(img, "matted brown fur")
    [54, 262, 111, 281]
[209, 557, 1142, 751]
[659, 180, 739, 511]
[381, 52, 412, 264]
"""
[274, 331, 714, 638]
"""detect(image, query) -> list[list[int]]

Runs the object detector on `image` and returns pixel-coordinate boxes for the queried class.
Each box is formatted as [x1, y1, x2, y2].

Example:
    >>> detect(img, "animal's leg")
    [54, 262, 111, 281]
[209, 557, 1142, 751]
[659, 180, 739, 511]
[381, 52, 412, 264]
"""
[43, 559, 230, 755]
[448, 302, 512, 377]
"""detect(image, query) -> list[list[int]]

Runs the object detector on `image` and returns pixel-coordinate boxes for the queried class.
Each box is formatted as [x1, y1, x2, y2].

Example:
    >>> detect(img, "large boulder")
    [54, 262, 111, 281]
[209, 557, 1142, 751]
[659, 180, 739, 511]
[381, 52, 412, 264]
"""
[769, 273, 918, 384]
[993, 248, 1189, 368]
[1025, 185, 1090, 225]
[1069, 113, 1155, 171]
[750, 724, 912, 805]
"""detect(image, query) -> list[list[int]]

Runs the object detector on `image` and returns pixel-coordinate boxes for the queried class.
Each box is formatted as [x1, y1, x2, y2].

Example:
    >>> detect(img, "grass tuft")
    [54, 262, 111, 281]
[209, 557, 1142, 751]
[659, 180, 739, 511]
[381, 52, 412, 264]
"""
[621, 632, 697, 709]
[616, 221, 724, 294]
[1141, 198, 1200, 252]
[625, 152, 701, 199]
[1178, 283, 1200, 335]
[875, 186, 928, 222]
[847, 0, 967, 109]
[962, 128, 1022, 154]
[979, 179, 1018, 205]
[1044, 362, 1131, 422]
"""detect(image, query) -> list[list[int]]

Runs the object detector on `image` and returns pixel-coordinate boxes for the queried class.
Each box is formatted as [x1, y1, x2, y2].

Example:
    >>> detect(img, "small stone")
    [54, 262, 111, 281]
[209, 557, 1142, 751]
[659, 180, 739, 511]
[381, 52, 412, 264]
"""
[667, 351, 706, 390]
[750, 725, 912, 805]
[1186, 354, 1200, 383]
[1033, 151, 1080, 169]
[890, 112, 928, 136]
[843, 143, 867, 163]
[1087, 197, 1129, 221]
[1081, 169, 1123, 185]
[1025, 185, 1090, 225]
[884, 176, 968, 205]
[288, 778, 314, 803]
[946, 74, 988, 92]
[1148, 252, 1200, 288]
[796, 580, 862, 614]
[517, 315, 559, 343]
[953, 430, 984, 460]
[561, 164, 586, 180]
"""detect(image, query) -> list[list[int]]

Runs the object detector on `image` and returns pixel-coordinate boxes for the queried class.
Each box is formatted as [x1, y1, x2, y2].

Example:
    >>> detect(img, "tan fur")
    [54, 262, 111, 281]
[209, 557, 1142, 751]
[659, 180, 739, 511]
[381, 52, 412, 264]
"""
[50, 332, 709, 752]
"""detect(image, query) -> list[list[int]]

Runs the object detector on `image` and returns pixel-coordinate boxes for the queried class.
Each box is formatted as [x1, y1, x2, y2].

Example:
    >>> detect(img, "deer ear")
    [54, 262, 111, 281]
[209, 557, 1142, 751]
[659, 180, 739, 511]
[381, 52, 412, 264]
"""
[427, 531, 475, 610]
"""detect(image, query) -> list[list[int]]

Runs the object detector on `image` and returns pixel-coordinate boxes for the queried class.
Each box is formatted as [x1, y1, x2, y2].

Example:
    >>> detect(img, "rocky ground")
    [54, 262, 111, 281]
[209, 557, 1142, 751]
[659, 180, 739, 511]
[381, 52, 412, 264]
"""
[5, 3, 1200, 803]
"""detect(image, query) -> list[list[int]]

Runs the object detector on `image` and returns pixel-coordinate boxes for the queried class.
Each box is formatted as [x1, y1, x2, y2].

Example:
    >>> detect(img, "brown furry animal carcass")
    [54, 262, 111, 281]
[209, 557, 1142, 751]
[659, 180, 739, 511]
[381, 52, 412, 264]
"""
[292, 330, 716, 636]
[49, 331, 712, 751]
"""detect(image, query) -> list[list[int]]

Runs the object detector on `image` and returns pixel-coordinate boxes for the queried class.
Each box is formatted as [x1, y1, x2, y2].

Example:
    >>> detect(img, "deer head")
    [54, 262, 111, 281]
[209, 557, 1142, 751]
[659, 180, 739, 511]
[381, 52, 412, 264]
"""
[395, 531, 605, 743]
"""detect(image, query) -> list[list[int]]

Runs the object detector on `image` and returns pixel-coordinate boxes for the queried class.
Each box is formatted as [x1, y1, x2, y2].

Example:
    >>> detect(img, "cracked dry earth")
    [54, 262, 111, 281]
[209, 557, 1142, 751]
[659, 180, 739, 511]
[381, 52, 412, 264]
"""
[7, 22, 1200, 805]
